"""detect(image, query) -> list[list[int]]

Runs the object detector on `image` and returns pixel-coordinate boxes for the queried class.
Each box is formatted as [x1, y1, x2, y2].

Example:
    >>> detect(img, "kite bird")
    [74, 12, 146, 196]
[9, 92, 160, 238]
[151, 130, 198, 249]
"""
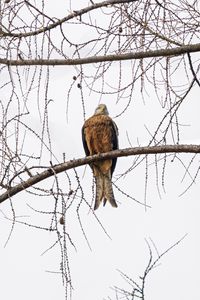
[82, 104, 119, 210]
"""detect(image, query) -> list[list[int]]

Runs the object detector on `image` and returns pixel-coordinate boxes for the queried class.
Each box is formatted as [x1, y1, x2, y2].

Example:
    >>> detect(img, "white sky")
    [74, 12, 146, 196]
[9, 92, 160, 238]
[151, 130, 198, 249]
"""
[0, 1, 200, 300]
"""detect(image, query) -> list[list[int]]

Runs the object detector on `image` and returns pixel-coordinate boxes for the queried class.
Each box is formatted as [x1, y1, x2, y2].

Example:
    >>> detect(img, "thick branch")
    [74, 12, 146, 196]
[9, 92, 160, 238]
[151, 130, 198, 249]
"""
[0, 144, 200, 204]
[1, 43, 200, 66]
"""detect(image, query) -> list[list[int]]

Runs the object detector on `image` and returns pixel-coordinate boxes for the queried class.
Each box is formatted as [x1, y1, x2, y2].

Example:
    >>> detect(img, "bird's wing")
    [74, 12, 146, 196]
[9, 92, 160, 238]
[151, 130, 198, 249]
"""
[82, 123, 90, 156]
[110, 119, 118, 176]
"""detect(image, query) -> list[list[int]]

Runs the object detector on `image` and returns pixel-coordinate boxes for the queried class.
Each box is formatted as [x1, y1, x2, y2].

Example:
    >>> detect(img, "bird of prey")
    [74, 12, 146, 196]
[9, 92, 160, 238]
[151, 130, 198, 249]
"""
[82, 104, 118, 210]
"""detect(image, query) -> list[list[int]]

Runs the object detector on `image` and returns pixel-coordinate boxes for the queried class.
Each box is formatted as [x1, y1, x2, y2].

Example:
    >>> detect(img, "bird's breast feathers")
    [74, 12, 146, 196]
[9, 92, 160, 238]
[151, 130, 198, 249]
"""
[83, 114, 117, 155]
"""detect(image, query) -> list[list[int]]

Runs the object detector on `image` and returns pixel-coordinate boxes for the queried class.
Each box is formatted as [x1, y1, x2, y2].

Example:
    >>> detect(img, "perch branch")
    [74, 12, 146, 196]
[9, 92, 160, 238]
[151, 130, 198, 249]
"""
[0, 144, 200, 204]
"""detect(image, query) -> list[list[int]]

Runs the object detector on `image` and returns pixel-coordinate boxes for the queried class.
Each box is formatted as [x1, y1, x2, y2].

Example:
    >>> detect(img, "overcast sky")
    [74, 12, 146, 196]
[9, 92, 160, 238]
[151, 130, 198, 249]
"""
[1, 1, 200, 300]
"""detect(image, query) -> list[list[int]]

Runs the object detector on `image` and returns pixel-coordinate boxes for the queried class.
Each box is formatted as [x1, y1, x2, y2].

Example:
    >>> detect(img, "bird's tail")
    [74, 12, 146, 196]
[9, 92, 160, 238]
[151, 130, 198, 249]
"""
[94, 173, 104, 210]
[103, 173, 118, 208]
[94, 169, 117, 210]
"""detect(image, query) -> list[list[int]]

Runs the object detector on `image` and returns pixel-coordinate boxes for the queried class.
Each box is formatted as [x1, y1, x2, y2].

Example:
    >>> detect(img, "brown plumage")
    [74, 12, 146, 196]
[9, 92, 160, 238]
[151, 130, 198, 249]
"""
[82, 104, 118, 210]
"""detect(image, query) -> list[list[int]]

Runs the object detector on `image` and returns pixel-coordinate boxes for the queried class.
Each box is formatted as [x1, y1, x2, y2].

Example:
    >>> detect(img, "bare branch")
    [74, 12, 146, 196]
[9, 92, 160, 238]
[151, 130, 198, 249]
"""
[0, 144, 200, 204]
[115, 235, 188, 300]
[3, 0, 139, 38]
[187, 52, 200, 87]
[1, 43, 200, 66]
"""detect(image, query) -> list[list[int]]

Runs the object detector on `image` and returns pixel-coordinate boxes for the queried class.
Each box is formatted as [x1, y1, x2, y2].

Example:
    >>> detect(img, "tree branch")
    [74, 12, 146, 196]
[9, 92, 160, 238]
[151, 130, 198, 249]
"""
[0, 144, 200, 204]
[187, 52, 200, 88]
[3, 0, 138, 38]
[1, 43, 200, 66]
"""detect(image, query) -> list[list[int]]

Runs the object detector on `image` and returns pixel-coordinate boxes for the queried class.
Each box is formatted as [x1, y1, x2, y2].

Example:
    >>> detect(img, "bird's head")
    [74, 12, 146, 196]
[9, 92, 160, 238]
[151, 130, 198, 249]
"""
[94, 104, 109, 115]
